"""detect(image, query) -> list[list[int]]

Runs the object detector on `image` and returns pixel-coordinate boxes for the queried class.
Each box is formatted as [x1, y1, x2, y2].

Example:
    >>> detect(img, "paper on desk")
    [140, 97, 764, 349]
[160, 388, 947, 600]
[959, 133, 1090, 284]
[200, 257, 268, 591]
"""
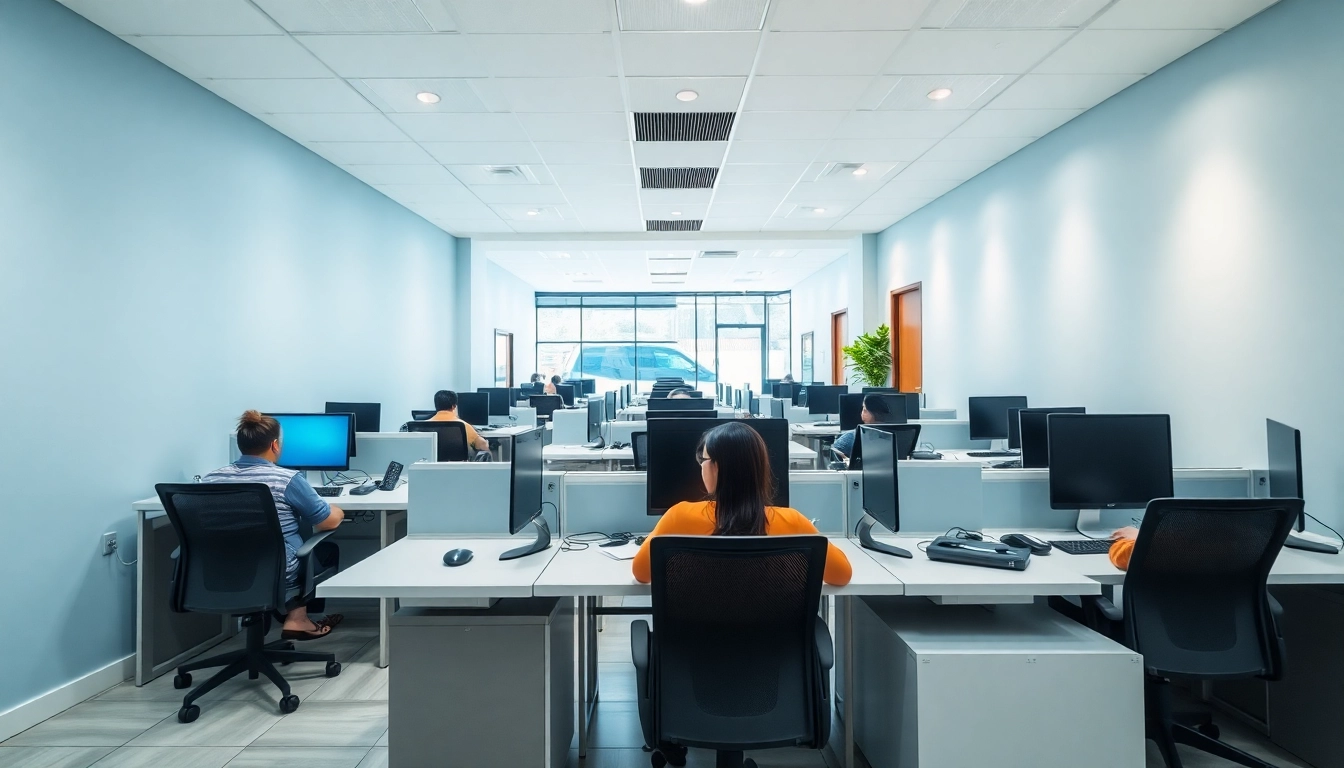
[601, 547, 637, 561]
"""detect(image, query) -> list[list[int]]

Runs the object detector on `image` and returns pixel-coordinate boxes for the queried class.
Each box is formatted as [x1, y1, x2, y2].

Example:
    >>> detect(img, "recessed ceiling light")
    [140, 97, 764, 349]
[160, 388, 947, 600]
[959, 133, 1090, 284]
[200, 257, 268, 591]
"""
[416, 91, 441, 104]
[851, 167, 868, 176]
[527, 209, 541, 216]
[684, 0, 708, 4]
[926, 87, 953, 101]
[676, 90, 699, 102]
[813, 207, 826, 214]
[671, 211, 683, 216]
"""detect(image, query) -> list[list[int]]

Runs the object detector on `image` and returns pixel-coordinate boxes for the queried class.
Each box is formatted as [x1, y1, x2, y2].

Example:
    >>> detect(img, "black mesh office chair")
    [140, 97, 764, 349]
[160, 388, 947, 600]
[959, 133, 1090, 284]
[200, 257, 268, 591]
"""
[155, 483, 342, 723]
[405, 420, 470, 461]
[632, 536, 833, 768]
[632, 431, 648, 471]
[1087, 498, 1301, 768]
[530, 394, 563, 421]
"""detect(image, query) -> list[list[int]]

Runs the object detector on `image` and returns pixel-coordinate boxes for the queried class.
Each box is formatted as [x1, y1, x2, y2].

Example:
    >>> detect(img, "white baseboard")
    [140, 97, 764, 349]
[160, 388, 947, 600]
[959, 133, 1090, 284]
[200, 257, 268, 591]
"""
[0, 655, 134, 742]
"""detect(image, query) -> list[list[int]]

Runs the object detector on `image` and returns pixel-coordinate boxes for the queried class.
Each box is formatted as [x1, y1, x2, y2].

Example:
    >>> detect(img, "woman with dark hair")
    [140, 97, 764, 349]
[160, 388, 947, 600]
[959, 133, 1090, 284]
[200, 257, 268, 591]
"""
[632, 422, 852, 585]
[832, 393, 893, 459]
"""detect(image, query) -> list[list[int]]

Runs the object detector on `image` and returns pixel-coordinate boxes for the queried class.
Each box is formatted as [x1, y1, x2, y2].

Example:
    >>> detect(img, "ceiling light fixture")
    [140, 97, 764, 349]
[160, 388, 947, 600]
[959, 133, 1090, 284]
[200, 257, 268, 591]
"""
[926, 87, 953, 101]
[676, 90, 699, 102]
[851, 167, 868, 176]
[813, 207, 826, 214]
[416, 91, 441, 104]
[527, 209, 541, 216]
[671, 211, 682, 216]
[684, 0, 708, 4]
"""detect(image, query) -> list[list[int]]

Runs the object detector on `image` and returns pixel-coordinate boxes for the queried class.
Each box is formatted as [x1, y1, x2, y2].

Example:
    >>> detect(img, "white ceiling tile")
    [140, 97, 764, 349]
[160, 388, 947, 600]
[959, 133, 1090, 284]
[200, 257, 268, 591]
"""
[757, 32, 908, 75]
[447, 164, 556, 185]
[920, 136, 1032, 163]
[922, 0, 1108, 28]
[471, 185, 571, 205]
[850, 197, 934, 217]
[517, 113, 630, 142]
[871, 177, 965, 199]
[1035, 29, 1220, 75]
[491, 203, 577, 222]
[203, 78, 375, 114]
[732, 112, 849, 141]
[718, 163, 810, 185]
[561, 185, 641, 204]
[262, 113, 406, 142]
[307, 141, 436, 164]
[434, 219, 515, 233]
[617, 0, 769, 31]
[344, 164, 460, 185]
[726, 141, 824, 164]
[985, 73, 1143, 109]
[481, 35, 618, 77]
[632, 142, 728, 167]
[833, 214, 901, 231]
[58, 0, 282, 34]
[818, 138, 938, 162]
[832, 110, 972, 139]
[422, 142, 544, 165]
[389, 113, 530, 142]
[1090, 0, 1279, 30]
[507, 220, 590, 233]
[884, 30, 1073, 74]
[480, 78, 625, 113]
[768, 0, 929, 31]
[549, 166, 639, 186]
[620, 32, 761, 77]
[408, 199, 497, 218]
[712, 184, 796, 203]
[872, 74, 1008, 110]
[710, 201, 787, 217]
[701, 218, 766, 231]
[445, 0, 613, 33]
[374, 183, 477, 203]
[786, 179, 890, 203]
[354, 78, 496, 112]
[764, 218, 837, 231]
[894, 158, 996, 181]
[296, 34, 488, 78]
[744, 77, 876, 111]
[641, 204, 710, 220]
[124, 36, 329, 78]
[536, 142, 634, 165]
[802, 160, 903, 182]
[252, 0, 450, 32]
[627, 78, 747, 113]
[948, 108, 1082, 138]
[639, 189, 714, 206]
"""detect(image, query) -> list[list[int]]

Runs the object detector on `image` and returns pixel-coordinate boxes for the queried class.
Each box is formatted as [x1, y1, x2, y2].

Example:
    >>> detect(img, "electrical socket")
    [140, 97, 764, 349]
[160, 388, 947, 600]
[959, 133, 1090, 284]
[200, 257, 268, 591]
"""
[102, 532, 117, 557]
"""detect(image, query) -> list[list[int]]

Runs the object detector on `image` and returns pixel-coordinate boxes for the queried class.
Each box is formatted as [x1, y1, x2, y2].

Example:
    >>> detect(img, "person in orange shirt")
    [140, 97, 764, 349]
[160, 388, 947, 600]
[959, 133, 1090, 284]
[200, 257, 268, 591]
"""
[1108, 526, 1140, 570]
[428, 390, 489, 453]
[633, 422, 853, 586]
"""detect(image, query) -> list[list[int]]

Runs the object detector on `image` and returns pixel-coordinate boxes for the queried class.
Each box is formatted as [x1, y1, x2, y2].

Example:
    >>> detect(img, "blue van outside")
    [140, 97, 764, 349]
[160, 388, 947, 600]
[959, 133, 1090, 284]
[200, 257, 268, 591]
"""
[563, 344, 716, 392]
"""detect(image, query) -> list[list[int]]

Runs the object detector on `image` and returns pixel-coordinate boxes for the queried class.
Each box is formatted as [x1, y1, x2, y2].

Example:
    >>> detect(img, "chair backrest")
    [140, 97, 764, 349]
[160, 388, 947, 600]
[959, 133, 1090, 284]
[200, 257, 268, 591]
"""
[850, 423, 921, 467]
[530, 394, 563, 419]
[155, 483, 288, 615]
[405, 420, 469, 461]
[649, 535, 829, 751]
[1123, 497, 1300, 680]
[632, 431, 648, 470]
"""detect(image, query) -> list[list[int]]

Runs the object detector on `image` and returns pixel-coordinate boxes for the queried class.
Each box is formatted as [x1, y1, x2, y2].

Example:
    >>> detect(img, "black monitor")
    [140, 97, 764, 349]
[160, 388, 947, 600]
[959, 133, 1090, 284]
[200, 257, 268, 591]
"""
[646, 418, 790, 515]
[1017, 407, 1086, 468]
[648, 397, 714, 412]
[588, 398, 605, 442]
[530, 394, 563, 420]
[456, 392, 490, 426]
[968, 396, 1029, 441]
[605, 391, 616, 421]
[1266, 419, 1306, 531]
[1047, 415, 1174, 523]
[748, 392, 760, 416]
[806, 385, 847, 416]
[857, 426, 911, 558]
[267, 413, 352, 472]
[770, 398, 785, 419]
[579, 379, 596, 395]
[555, 384, 576, 407]
[849, 423, 921, 468]
[411, 409, 436, 421]
[839, 394, 864, 431]
[1006, 407, 1023, 450]
[864, 389, 922, 421]
[320, 406, 358, 458]
[324, 402, 380, 433]
[477, 388, 513, 417]
[500, 427, 550, 560]
[773, 382, 802, 404]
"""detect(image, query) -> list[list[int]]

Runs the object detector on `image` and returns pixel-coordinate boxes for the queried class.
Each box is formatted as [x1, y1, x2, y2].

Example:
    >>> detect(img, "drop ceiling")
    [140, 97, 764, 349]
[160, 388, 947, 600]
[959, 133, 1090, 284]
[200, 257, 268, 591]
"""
[59, 0, 1279, 236]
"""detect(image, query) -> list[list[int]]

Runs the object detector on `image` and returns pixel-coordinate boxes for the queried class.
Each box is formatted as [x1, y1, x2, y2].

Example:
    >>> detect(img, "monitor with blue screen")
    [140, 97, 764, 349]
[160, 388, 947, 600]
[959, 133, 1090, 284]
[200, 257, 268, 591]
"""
[266, 413, 352, 471]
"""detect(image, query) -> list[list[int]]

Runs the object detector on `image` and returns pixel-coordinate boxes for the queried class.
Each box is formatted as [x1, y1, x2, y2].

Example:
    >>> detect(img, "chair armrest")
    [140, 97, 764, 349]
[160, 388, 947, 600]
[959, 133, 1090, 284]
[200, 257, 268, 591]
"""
[170, 547, 179, 560]
[1269, 593, 1284, 624]
[1089, 595, 1123, 623]
[295, 528, 337, 559]
[631, 619, 650, 675]
[815, 619, 834, 671]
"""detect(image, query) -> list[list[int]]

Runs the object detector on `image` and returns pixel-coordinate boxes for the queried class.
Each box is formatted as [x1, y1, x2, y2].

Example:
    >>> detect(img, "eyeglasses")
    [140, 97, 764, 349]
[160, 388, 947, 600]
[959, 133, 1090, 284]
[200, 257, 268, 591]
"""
[695, 452, 711, 465]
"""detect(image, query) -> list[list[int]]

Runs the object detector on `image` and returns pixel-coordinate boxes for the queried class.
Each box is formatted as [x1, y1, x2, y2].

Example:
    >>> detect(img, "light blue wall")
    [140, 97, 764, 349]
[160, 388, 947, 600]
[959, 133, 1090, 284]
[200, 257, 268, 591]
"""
[0, 0, 457, 714]
[874, 0, 1344, 527]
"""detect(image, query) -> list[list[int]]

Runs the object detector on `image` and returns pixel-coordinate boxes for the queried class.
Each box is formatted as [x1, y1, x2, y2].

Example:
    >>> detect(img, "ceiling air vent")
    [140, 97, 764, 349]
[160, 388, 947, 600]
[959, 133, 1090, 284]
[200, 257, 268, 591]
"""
[646, 219, 703, 232]
[698, 250, 739, 259]
[640, 167, 719, 189]
[484, 165, 527, 179]
[633, 112, 735, 142]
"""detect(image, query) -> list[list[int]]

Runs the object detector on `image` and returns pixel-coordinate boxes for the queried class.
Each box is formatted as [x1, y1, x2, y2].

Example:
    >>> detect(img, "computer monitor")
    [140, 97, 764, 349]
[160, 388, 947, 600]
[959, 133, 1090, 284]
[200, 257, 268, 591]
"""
[604, 391, 616, 422]
[529, 394, 562, 421]
[555, 384, 576, 407]
[1017, 407, 1086, 469]
[624, 384, 633, 404]
[267, 413, 352, 472]
[579, 379, 596, 396]
[411, 410, 436, 421]
[857, 426, 910, 558]
[456, 392, 490, 426]
[806, 385, 847, 416]
[839, 394, 864, 432]
[1006, 407, 1023, 450]
[500, 427, 550, 560]
[770, 398, 785, 419]
[1048, 414, 1174, 535]
[320, 407, 358, 458]
[864, 389, 922, 421]
[968, 396, 1029, 441]
[646, 418, 790, 515]
[748, 392, 760, 416]
[848, 423, 921, 469]
[587, 398, 605, 442]
[1266, 419, 1307, 531]
[647, 397, 714, 412]
[324, 402, 380, 433]
[477, 388, 513, 417]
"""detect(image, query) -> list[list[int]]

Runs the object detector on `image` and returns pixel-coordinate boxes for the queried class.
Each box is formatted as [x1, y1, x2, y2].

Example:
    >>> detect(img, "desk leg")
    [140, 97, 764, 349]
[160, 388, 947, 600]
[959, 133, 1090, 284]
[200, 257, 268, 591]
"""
[844, 595, 855, 768]
[377, 510, 405, 669]
[577, 596, 592, 758]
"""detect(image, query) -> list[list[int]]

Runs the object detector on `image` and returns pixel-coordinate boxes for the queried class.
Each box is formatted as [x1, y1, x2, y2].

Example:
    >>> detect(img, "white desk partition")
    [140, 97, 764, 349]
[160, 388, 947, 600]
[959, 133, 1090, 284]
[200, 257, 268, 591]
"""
[509, 406, 538, 427]
[551, 409, 589, 445]
[786, 405, 825, 424]
[349, 432, 437, 477]
[406, 463, 562, 537]
[910, 419, 985, 451]
[847, 462, 986, 534]
[918, 408, 957, 420]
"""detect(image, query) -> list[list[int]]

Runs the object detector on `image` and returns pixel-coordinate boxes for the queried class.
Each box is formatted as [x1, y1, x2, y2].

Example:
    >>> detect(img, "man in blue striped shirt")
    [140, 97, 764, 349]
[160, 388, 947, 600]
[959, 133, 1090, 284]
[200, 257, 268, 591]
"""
[203, 411, 345, 640]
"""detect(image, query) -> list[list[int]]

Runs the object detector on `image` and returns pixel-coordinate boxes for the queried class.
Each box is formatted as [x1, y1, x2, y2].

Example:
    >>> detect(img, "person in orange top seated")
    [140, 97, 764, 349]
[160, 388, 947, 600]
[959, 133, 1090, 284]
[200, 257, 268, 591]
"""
[428, 389, 489, 453]
[1108, 526, 1140, 570]
[633, 422, 853, 586]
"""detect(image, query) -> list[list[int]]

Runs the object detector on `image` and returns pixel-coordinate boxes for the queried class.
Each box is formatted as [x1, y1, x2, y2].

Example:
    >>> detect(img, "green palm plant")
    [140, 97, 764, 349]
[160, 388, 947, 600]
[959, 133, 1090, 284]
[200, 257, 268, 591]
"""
[841, 325, 892, 388]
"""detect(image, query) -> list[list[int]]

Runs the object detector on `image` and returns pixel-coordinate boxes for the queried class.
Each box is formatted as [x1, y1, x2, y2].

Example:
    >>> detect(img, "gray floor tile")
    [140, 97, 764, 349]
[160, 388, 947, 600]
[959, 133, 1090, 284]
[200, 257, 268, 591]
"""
[95, 667, 329, 706]
[588, 703, 645, 749]
[374, 730, 387, 748]
[355, 747, 387, 768]
[125, 702, 284, 748]
[2, 703, 171, 747]
[596, 663, 637, 702]
[88, 747, 241, 768]
[223, 746, 371, 768]
[250, 702, 387, 748]
[0, 747, 115, 768]
[307, 643, 388, 702]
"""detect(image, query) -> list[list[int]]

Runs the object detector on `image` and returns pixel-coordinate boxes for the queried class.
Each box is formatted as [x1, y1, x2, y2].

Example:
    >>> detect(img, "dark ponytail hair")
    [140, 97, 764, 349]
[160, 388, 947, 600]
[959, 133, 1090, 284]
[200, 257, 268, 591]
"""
[236, 410, 280, 455]
[697, 422, 776, 536]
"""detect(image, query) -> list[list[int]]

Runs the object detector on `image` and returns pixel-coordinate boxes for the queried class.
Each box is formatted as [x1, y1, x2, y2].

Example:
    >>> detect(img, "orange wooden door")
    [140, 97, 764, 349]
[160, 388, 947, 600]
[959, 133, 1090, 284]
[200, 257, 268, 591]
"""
[892, 285, 922, 392]
[831, 310, 848, 385]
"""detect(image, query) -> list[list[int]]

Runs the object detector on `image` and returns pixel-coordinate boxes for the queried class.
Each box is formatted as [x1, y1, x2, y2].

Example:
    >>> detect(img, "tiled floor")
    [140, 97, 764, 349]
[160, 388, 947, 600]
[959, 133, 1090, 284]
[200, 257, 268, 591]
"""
[0, 607, 1317, 768]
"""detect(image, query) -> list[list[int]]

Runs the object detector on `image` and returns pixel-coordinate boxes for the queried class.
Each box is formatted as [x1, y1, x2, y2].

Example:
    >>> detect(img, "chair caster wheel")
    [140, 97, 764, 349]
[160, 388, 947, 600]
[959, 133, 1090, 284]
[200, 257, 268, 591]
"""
[325, 661, 342, 678]
[279, 695, 300, 714]
[177, 705, 199, 723]
[744, 760, 758, 768]
[1197, 722, 1220, 739]
[650, 753, 666, 768]
[172, 673, 192, 689]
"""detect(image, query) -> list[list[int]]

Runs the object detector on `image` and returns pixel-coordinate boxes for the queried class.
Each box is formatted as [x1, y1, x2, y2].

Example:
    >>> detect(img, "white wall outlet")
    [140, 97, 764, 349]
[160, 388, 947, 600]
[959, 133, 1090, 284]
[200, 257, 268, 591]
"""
[102, 532, 117, 556]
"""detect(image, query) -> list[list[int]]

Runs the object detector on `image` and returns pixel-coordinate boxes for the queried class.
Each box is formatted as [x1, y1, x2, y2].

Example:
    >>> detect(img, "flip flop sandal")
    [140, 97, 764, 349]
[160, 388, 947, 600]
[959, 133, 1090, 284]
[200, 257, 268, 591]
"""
[280, 624, 334, 642]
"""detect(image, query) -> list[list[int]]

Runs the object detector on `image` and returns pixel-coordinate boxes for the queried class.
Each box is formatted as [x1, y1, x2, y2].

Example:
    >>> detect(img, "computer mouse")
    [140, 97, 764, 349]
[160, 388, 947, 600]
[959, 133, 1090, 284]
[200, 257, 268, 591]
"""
[442, 548, 474, 567]
[1000, 533, 1052, 555]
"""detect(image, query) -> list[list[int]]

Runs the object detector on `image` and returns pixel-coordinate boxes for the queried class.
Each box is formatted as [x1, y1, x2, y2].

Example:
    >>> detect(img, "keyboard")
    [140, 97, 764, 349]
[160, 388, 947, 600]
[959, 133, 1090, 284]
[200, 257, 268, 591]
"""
[814, 421, 839, 427]
[315, 486, 343, 498]
[1049, 539, 1116, 555]
[967, 450, 1018, 457]
[990, 460, 1022, 469]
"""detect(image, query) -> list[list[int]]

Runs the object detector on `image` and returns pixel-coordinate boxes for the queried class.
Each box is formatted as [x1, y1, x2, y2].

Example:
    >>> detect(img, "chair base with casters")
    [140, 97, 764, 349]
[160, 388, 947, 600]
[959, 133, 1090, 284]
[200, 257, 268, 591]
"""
[1145, 678, 1275, 768]
[172, 611, 341, 722]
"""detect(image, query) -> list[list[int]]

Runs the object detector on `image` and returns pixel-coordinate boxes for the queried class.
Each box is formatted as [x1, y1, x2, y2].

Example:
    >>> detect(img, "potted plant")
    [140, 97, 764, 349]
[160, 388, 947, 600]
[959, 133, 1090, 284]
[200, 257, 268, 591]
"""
[841, 325, 891, 388]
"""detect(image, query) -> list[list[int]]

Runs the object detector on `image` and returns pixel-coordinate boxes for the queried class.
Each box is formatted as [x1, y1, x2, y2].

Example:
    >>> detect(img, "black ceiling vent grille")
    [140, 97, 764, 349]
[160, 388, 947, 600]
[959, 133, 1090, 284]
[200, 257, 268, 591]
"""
[646, 219, 704, 232]
[634, 112, 735, 142]
[640, 167, 719, 189]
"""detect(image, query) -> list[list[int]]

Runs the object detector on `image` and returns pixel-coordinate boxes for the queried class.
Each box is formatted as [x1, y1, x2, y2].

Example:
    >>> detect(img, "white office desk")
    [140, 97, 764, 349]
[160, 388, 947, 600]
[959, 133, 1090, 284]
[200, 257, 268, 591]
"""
[544, 444, 632, 469]
[859, 534, 1103, 601]
[317, 537, 560, 600]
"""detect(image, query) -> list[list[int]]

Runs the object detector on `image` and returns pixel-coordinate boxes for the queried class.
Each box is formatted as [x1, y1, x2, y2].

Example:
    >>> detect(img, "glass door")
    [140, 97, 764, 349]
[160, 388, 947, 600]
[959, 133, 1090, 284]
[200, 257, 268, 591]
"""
[716, 325, 766, 399]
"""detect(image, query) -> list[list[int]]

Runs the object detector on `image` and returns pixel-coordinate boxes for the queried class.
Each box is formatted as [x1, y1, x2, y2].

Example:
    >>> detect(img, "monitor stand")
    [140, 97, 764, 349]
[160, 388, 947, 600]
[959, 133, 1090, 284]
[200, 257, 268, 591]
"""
[857, 516, 913, 559]
[1075, 509, 1113, 539]
[500, 517, 553, 561]
[1284, 529, 1342, 554]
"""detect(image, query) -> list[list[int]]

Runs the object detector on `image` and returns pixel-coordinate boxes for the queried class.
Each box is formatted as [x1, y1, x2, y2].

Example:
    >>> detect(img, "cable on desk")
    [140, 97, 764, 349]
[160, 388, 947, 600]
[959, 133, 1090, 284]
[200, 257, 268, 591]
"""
[1306, 512, 1343, 542]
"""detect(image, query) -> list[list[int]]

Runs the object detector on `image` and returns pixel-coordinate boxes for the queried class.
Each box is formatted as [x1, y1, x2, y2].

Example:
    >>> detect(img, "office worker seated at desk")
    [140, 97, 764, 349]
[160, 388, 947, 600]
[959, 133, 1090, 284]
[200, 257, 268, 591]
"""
[544, 374, 560, 395]
[832, 393, 893, 459]
[633, 422, 853, 586]
[1107, 527, 1140, 570]
[203, 411, 344, 640]
[668, 388, 693, 399]
[429, 389, 490, 453]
